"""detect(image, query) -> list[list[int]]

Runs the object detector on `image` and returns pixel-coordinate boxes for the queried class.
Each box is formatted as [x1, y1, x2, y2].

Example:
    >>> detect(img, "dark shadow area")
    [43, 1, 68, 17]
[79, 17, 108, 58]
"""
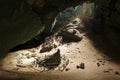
[9, 33, 52, 52]
[84, 5, 120, 63]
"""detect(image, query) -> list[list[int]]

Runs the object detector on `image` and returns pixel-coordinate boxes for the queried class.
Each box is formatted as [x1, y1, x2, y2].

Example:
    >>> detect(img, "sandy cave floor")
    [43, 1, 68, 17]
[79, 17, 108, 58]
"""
[0, 18, 120, 80]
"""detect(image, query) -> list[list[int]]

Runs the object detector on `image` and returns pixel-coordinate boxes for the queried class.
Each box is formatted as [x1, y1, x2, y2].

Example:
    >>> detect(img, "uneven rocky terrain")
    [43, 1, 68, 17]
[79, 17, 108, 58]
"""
[0, 17, 120, 80]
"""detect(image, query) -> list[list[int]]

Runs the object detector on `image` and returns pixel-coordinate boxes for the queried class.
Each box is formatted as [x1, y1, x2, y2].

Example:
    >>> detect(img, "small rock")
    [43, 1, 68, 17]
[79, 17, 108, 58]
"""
[65, 68, 70, 71]
[79, 63, 85, 69]
[76, 65, 80, 69]
[27, 56, 30, 59]
[99, 61, 102, 62]
[78, 51, 81, 53]
[76, 63, 85, 69]
[115, 72, 120, 75]
[97, 63, 100, 67]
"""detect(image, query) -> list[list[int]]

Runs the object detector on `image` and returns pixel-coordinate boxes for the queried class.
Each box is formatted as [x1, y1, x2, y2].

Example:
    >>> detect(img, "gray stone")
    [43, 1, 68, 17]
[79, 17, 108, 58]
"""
[37, 49, 61, 69]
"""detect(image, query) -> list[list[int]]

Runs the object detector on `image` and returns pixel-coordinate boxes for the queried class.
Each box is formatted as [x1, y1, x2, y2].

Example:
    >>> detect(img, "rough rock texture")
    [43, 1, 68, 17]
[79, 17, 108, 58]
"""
[0, 0, 83, 57]
[0, 0, 43, 56]
[37, 49, 61, 69]
[1, 16, 84, 73]
[0, 0, 120, 60]
[30, 0, 83, 34]
[1, 16, 120, 80]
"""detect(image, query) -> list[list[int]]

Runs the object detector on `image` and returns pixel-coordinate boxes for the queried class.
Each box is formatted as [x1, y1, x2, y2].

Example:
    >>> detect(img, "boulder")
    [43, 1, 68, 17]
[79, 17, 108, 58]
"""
[0, 0, 44, 57]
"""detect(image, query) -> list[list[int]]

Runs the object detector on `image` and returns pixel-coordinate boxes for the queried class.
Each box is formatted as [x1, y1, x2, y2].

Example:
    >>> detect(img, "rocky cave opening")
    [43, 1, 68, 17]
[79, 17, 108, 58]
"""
[0, 0, 120, 80]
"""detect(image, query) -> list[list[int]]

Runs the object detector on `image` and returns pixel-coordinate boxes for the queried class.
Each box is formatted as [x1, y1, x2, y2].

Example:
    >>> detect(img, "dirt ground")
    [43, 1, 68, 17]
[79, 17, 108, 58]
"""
[0, 36, 120, 80]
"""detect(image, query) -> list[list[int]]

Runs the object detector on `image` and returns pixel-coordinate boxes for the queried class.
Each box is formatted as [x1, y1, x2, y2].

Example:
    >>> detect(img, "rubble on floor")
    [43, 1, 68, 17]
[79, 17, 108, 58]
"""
[76, 62, 85, 69]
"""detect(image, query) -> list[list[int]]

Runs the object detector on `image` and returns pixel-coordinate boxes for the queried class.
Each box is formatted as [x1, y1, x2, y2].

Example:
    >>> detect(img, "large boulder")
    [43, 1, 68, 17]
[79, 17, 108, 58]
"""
[0, 0, 44, 57]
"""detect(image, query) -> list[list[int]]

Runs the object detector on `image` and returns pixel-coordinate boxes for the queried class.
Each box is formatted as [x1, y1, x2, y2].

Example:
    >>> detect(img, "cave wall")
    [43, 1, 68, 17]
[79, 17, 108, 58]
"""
[0, 0, 84, 57]
[94, 0, 120, 24]
[0, 0, 44, 56]
[86, 0, 120, 61]
[0, 0, 120, 58]
[94, 0, 120, 45]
